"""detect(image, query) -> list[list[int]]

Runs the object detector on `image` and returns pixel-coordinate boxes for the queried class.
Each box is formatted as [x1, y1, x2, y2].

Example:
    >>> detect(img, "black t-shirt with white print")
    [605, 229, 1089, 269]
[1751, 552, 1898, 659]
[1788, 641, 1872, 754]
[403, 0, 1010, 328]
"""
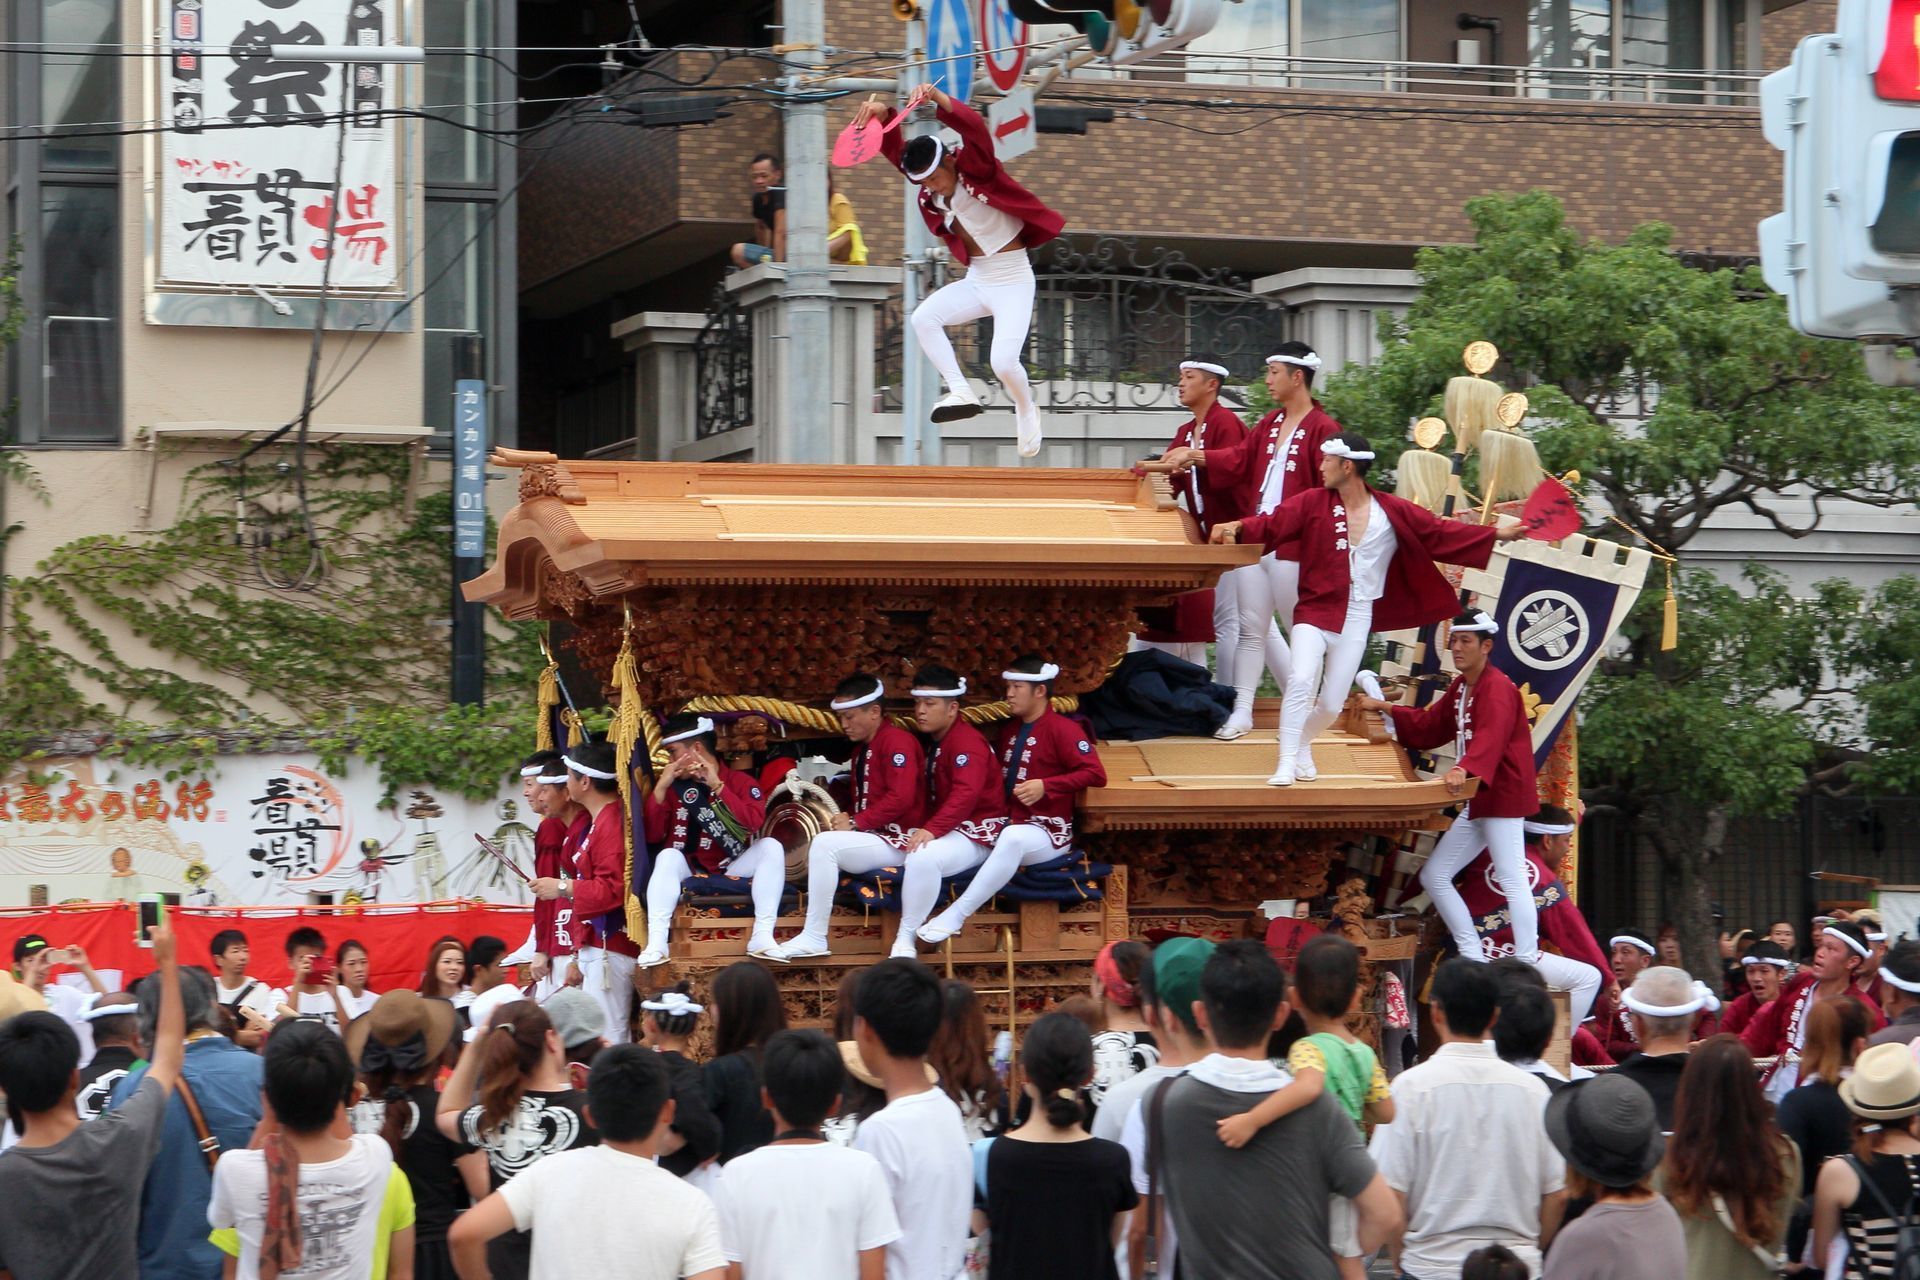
[458, 1088, 599, 1279]
[75, 1045, 140, 1121]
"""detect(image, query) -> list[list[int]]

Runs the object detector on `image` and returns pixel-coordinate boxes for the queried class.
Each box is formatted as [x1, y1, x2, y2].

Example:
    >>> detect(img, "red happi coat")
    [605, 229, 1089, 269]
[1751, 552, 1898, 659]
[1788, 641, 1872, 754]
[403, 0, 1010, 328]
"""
[879, 100, 1065, 266]
[565, 800, 640, 958]
[1720, 990, 1765, 1038]
[1389, 667, 1538, 818]
[923, 720, 1009, 846]
[1206, 403, 1343, 518]
[994, 709, 1107, 851]
[534, 813, 583, 959]
[1164, 400, 1250, 537]
[1741, 971, 1885, 1083]
[1455, 844, 1610, 972]
[849, 722, 928, 851]
[642, 765, 769, 873]
[1239, 487, 1500, 634]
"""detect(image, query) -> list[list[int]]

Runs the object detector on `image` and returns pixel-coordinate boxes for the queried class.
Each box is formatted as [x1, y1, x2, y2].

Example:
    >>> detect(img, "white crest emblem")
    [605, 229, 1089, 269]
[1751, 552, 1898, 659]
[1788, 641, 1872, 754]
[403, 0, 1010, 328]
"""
[1509, 590, 1591, 672]
[892, 752, 907, 767]
[1483, 854, 1545, 897]
[956, 753, 969, 767]
[1077, 740, 1091, 753]
[680, 786, 701, 805]
[750, 786, 762, 800]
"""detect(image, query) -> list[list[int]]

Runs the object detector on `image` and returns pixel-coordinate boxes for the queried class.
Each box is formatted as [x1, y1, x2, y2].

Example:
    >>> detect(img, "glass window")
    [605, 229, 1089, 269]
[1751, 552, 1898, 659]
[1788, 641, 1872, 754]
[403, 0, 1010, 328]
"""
[1528, 0, 1612, 97]
[40, 184, 118, 441]
[1299, 0, 1400, 90]
[41, 0, 117, 170]
[423, 200, 493, 437]
[424, 0, 495, 185]
[1621, 0, 1704, 100]
[1187, 0, 1289, 87]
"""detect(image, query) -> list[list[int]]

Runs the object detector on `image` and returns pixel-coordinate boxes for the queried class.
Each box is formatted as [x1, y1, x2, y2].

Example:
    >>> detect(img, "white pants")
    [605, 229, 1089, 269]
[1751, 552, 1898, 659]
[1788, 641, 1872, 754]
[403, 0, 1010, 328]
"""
[646, 836, 787, 952]
[1420, 813, 1538, 963]
[1228, 555, 1297, 696]
[532, 967, 571, 1004]
[895, 833, 992, 950]
[795, 830, 906, 943]
[573, 945, 636, 1045]
[911, 249, 1038, 430]
[1534, 950, 1604, 1027]
[934, 824, 1058, 927]
[1130, 636, 1209, 666]
[1277, 607, 1372, 766]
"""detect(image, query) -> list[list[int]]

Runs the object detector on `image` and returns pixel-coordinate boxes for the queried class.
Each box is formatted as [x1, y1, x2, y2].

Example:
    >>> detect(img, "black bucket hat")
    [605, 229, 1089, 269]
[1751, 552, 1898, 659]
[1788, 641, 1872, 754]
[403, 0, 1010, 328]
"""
[1545, 1073, 1665, 1188]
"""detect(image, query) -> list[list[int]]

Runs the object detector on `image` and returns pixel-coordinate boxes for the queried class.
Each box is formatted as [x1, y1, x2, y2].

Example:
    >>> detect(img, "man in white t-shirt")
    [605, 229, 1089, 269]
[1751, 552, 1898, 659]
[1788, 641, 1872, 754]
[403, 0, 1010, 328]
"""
[449, 1043, 726, 1280]
[284, 926, 355, 1031]
[715, 1028, 900, 1278]
[850, 958, 972, 1280]
[209, 929, 282, 1049]
[12, 935, 109, 1065]
[1369, 959, 1566, 1279]
[209, 1019, 411, 1279]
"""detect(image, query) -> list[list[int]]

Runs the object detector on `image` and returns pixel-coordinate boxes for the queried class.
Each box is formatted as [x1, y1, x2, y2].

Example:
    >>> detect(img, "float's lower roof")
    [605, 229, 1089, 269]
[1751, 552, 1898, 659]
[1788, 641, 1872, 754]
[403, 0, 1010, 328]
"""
[464, 452, 1255, 618]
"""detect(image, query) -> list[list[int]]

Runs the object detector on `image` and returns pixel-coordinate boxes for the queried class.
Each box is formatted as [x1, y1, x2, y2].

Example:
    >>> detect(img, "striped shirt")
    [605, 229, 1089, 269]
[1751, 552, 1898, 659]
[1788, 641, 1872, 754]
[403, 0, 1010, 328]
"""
[1844, 1152, 1920, 1278]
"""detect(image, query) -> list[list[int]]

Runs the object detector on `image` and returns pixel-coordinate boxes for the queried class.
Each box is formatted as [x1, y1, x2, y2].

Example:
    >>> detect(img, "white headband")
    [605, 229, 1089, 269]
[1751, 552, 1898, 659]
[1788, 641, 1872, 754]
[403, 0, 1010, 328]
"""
[910, 678, 967, 698]
[1867, 930, 1889, 942]
[1266, 351, 1323, 371]
[830, 680, 886, 711]
[1180, 360, 1229, 378]
[519, 764, 546, 778]
[1826, 925, 1873, 958]
[1881, 968, 1920, 994]
[905, 136, 945, 181]
[1610, 934, 1657, 956]
[1524, 820, 1575, 836]
[662, 717, 715, 746]
[642, 991, 705, 1016]
[1622, 979, 1721, 1019]
[535, 772, 569, 785]
[1453, 611, 1500, 637]
[81, 998, 136, 1022]
[1321, 439, 1376, 462]
[564, 755, 618, 781]
[1741, 954, 1792, 969]
[1002, 663, 1060, 683]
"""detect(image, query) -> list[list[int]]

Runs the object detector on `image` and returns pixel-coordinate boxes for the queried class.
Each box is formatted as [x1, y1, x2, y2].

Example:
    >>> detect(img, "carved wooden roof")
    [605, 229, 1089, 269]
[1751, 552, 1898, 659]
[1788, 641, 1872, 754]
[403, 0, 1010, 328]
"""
[464, 452, 1256, 619]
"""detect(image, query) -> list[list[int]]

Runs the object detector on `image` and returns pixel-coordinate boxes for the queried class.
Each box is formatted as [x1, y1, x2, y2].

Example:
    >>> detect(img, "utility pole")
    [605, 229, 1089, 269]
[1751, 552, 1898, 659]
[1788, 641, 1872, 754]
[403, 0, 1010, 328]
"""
[780, 0, 833, 462]
[897, 16, 942, 464]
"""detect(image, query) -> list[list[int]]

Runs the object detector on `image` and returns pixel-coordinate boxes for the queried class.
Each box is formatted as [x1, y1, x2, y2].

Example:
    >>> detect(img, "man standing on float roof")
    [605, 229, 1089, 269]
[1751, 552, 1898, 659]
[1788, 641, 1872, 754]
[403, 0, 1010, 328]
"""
[855, 81, 1064, 458]
[1214, 431, 1525, 786]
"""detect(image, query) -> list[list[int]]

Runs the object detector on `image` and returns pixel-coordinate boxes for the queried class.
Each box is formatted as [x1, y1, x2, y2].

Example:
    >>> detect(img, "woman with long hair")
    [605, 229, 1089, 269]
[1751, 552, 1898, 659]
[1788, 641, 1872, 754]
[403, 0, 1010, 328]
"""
[1813, 1042, 1920, 1278]
[434, 1000, 598, 1280]
[1778, 996, 1873, 1264]
[418, 937, 469, 1005]
[704, 961, 789, 1162]
[348, 991, 478, 1280]
[1658, 1035, 1799, 1278]
[977, 1012, 1137, 1280]
[929, 979, 1007, 1141]
[1087, 941, 1158, 1122]
[826, 968, 886, 1147]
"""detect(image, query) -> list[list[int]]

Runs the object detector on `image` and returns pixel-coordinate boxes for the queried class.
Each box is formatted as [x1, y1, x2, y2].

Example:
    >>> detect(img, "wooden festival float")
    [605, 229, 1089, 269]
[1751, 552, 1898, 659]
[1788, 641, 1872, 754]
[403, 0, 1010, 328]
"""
[464, 452, 1504, 1036]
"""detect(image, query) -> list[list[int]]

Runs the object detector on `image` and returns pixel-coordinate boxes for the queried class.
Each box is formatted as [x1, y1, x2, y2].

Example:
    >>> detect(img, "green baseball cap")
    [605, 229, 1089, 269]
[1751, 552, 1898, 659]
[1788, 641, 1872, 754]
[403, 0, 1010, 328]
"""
[1153, 936, 1216, 1031]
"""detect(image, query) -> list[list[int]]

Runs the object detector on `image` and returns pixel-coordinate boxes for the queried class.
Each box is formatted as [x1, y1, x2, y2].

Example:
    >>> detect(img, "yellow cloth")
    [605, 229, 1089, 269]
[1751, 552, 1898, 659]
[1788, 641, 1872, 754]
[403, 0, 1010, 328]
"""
[1287, 1037, 1391, 1104]
[829, 192, 868, 265]
[210, 1167, 416, 1278]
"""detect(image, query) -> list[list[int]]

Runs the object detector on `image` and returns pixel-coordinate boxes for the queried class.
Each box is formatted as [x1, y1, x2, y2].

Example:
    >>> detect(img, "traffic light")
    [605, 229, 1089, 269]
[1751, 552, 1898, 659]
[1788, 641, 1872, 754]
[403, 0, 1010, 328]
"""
[1112, 0, 1222, 65]
[1759, 1, 1920, 342]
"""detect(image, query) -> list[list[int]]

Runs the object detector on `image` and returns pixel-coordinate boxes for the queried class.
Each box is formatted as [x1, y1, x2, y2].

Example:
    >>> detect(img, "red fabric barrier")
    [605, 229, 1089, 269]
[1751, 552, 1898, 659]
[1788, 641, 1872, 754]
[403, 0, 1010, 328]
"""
[0, 902, 534, 993]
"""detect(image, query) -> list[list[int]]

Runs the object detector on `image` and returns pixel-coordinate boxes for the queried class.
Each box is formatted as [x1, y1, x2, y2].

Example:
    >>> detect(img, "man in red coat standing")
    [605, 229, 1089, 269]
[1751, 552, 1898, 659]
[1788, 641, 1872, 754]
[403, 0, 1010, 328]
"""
[512, 751, 584, 1000]
[768, 673, 928, 961]
[1150, 341, 1343, 739]
[1742, 919, 1886, 1099]
[635, 713, 776, 968]
[1359, 612, 1543, 990]
[860, 83, 1065, 457]
[548, 741, 641, 1042]
[1216, 431, 1525, 784]
[890, 664, 1010, 958]
[916, 655, 1107, 945]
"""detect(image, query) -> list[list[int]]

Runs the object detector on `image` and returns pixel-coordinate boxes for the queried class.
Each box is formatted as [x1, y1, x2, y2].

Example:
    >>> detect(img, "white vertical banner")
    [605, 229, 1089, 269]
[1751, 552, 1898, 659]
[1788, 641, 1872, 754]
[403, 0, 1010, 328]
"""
[160, 0, 401, 289]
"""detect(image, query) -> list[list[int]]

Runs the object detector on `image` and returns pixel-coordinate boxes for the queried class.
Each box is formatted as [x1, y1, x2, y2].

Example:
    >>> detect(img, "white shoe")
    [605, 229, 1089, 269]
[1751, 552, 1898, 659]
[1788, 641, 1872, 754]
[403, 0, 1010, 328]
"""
[889, 943, 919, 960]
[747, 936, 784, 962]
[1215, 690, 1255, 740]
[930, 388, 984, 424]
[916, 916, 962, 946]
[1356, 670, 1386, 702]
[765, 935, 830, 961]
[1294, 751, 1318, 782]
[1267, 760, 1297, 787]
[1016, 404, 1043, 457]
[635, 947, 669, 969]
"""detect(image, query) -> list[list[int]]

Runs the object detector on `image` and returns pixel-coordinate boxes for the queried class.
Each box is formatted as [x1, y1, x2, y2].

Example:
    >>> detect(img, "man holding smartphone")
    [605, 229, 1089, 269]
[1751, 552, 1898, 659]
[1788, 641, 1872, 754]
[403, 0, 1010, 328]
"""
[285, 926, 352, 1031]
[12, 936, 108, 1065]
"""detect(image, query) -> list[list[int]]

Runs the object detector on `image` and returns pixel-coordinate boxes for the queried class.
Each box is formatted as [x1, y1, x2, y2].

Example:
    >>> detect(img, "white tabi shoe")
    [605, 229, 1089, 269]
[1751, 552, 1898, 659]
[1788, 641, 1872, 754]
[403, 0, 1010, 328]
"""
[930, 388, 985, 424]
[1294, 751, 1318, 782]
[1215, 691, 1255, 740]
[1356, 670, 1386, 702]
[889, 942, 920, 961]
[634, 947, 669, 969]
[764, 935, 830, 962]
[916, 916, 962, 946]
[1015, 403, 1043, 457]
[1267, 760, 1297, 788]
[747, 936, 786, 963]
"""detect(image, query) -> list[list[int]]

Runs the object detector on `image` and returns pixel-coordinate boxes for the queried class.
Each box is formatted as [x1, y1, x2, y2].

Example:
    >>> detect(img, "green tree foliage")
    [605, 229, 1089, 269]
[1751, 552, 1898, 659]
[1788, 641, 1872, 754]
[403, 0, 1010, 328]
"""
[1323, 192, 1920, 974]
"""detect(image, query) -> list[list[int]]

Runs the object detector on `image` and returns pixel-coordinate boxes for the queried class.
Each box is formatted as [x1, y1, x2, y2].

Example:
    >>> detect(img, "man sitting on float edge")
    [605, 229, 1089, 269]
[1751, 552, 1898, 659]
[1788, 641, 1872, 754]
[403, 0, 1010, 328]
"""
[767, 673, 928, 962]
[915, 654, 1106, 946]
[637, 713, 779, 967]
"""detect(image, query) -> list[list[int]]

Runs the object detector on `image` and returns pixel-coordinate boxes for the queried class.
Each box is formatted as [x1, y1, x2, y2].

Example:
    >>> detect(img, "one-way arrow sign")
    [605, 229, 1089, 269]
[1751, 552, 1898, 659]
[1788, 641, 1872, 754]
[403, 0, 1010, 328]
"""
[987, 88, 1037, 161]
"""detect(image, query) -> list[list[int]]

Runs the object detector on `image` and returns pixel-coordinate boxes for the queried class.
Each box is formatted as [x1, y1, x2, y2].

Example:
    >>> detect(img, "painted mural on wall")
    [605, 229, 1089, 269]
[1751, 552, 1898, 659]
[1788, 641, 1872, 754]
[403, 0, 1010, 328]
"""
[0, 756, 530, 908]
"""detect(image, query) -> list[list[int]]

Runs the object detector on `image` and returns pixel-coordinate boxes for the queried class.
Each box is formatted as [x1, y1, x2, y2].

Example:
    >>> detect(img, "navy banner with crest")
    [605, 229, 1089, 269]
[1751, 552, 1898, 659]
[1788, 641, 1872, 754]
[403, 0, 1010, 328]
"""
[1488, 555, 1625, 766]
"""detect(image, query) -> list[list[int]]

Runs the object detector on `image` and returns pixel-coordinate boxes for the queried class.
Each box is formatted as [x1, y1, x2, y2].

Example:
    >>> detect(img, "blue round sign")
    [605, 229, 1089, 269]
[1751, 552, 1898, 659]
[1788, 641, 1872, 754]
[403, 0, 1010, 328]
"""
[928, 0, 977, 103]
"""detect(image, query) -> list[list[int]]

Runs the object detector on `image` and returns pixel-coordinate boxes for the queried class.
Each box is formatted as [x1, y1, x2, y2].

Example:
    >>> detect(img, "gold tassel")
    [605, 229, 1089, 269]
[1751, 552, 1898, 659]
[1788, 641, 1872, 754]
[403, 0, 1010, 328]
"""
[610, 605, 649, 949]
[1476, 430, 1545, 504]
[1661, 562, 1678, 651]
[1444, 376, 1499, 456]
[1395, 449, 1451, 513]
[535, 637, 561, 753]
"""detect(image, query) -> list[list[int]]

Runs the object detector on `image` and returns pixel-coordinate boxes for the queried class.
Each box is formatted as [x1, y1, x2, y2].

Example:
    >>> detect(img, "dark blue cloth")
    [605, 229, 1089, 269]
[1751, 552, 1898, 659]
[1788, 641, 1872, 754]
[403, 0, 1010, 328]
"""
[1081, 648, 1234, 740]
[842, 851, 1109, 912]
[109, 1035, 263, 1280]
[1003, 722, 1036, 801]
[666, 872, 799, 918]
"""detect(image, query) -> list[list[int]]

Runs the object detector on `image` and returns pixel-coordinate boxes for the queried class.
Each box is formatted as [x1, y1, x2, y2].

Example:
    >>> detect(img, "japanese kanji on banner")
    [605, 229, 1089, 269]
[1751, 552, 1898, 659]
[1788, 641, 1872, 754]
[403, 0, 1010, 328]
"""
[160, 0, 400, 289]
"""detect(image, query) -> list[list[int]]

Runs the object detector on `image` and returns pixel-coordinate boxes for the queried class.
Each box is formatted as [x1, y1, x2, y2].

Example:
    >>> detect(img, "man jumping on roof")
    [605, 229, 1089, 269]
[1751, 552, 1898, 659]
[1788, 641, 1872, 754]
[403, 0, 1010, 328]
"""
[855, 83, 1065, 458]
